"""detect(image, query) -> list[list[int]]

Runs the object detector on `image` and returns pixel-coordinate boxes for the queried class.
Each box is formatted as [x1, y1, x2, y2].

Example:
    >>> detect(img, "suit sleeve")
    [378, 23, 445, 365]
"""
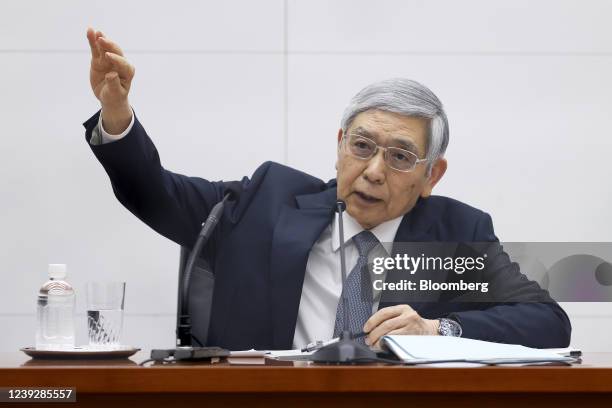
[83, 110, 235, 250]
[447, 213, 572, 348]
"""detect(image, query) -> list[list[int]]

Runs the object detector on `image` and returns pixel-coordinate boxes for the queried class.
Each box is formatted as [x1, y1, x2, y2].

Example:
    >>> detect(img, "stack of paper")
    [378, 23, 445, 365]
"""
[382, 335, 575, 365]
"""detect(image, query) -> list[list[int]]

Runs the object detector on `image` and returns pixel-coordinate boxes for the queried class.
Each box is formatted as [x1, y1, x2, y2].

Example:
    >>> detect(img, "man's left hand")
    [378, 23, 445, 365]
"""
[363, 304, 439, 347]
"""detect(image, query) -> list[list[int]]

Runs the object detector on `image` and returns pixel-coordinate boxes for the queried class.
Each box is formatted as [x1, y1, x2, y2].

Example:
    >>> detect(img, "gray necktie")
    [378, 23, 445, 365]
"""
[333, 230, 379, 342]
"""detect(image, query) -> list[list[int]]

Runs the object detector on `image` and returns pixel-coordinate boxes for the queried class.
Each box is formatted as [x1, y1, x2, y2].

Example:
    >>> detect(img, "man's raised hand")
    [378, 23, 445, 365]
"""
[87, 27, 134, 134]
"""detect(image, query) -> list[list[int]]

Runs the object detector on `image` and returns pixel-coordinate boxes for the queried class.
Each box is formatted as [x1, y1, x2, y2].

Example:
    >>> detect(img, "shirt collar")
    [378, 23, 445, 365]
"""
[331, 211, 404, 252]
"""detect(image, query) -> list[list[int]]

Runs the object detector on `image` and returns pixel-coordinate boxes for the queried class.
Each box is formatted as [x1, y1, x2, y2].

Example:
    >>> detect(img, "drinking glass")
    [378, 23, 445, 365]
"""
[86, 282, 126, 349]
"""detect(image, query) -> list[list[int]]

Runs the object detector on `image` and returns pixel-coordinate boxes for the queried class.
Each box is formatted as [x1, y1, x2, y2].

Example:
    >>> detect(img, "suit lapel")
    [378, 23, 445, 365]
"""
[393, 197, 435, 243]
[269, 187, 336, 349]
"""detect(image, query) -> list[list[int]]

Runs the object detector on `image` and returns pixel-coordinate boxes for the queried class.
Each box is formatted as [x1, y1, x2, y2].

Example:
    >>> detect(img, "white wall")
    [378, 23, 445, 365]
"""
[0, 0, 610, 351]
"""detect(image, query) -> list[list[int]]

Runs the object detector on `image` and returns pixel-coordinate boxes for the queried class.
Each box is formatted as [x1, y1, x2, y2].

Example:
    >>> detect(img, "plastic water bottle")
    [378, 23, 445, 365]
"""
[36, 264, 76, 350]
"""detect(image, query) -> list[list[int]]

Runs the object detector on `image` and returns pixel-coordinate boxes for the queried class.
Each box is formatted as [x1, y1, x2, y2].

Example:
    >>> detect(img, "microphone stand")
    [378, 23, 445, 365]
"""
[176, 192, 231, 347]
[310, 200, 377, 363]
[150, 192, 233, 363]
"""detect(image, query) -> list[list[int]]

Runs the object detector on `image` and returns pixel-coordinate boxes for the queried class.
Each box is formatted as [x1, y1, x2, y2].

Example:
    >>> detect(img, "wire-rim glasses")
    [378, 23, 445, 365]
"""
[342, 133, 428, 172]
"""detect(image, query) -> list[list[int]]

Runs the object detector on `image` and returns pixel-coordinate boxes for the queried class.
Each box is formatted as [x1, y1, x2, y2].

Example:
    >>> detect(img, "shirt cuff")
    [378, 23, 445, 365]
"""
[97, 108, 135, 144]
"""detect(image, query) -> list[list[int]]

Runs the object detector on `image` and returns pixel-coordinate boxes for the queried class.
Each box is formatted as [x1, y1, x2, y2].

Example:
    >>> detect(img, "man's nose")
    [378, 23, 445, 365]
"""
[363, 149, 386, 184]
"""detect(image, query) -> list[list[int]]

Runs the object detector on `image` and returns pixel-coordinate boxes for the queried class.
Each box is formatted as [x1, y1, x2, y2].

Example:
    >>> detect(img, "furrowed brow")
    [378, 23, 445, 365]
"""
[351, 126, 376, 138]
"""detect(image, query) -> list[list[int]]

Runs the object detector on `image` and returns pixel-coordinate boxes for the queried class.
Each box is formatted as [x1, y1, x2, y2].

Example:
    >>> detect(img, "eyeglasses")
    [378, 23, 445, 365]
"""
[341, 133, 428, 172]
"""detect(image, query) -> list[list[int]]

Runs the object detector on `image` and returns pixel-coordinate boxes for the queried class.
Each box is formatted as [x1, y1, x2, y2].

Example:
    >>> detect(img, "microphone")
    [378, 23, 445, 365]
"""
[310, 199, 377, 363]
[336, 200, 350, 342]
[149, 183, 241, 364]
[176, 182, 241, 347]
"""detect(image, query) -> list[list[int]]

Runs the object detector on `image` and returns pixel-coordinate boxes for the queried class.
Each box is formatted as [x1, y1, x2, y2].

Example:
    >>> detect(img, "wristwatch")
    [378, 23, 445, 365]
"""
[437, 318, 462, 337]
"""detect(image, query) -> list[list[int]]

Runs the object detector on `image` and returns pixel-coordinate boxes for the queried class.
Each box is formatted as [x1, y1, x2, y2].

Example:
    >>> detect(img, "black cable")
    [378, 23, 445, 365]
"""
[138, 358, 156, 366]
[138, 357, 175, 366]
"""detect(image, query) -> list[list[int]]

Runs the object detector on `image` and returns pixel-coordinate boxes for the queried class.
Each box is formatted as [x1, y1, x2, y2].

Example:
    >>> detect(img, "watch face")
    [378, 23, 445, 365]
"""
[439, 319, 462, 337]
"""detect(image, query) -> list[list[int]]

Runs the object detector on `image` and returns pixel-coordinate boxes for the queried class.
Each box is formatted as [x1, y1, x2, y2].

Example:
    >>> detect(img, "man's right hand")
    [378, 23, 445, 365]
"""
[87, 27, 134, 135]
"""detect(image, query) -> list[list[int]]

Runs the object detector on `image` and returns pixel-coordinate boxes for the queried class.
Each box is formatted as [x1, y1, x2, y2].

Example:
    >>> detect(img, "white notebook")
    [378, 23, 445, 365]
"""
[382, 335, 575, 364]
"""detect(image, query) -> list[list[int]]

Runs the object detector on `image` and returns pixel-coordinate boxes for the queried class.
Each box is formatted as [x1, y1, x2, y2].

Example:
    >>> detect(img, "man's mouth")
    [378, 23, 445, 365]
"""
[354, 191, 382, 204]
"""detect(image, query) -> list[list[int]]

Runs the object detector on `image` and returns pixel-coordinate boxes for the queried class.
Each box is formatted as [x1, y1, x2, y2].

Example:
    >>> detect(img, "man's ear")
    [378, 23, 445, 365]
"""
[420, 158, 447, 198]
[335, 129, 344, 170]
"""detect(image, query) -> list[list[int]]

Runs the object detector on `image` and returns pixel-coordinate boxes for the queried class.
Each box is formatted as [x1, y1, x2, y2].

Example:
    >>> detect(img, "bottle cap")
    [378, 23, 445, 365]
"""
[48, 264, 67, 279]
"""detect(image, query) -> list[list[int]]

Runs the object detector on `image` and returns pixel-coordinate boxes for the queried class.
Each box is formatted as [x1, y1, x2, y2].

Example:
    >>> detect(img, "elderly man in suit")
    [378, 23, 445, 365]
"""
[84, 28, 571, 350]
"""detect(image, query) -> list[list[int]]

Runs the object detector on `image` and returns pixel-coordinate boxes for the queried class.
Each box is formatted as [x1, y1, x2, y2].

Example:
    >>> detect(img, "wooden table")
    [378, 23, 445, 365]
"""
[1, 351, 612, 407]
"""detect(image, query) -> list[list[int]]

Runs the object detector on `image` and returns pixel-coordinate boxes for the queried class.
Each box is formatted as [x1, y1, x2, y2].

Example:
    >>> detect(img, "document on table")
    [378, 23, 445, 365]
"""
[229, 349, 313, 359]
[382, 335, 576, 365]
[229, 349, 267, 357]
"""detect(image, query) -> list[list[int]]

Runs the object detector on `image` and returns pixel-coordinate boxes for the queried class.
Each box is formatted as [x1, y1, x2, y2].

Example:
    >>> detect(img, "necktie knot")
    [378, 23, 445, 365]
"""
[352, 230, 379, 258]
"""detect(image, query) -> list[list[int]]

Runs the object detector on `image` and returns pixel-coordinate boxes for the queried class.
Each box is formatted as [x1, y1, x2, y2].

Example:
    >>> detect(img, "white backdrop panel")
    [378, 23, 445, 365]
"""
[288, 0, 612, 53]
[0, 0, 284, 51]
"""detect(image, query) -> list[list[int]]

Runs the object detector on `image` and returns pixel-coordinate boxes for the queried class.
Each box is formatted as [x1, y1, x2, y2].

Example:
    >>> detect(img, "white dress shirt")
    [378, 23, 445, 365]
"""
[92, 113, 403, 350]
[292, 212, 402, 349]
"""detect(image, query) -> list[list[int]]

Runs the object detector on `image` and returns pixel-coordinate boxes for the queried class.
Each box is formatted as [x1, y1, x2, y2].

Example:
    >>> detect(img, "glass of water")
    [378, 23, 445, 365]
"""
[86, 282, 126, 349]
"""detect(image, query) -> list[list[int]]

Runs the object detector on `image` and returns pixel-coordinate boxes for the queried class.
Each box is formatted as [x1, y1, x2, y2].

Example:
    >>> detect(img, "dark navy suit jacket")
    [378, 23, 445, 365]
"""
[84, 111, 571, 350]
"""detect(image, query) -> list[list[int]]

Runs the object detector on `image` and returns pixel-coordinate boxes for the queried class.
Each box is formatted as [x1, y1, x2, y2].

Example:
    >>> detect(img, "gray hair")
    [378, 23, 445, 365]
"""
[340, 78, 449, 174]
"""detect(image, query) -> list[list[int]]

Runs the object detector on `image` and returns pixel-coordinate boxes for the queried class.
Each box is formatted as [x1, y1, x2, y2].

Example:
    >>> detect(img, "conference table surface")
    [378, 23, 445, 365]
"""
[1, 350, 612, 407]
